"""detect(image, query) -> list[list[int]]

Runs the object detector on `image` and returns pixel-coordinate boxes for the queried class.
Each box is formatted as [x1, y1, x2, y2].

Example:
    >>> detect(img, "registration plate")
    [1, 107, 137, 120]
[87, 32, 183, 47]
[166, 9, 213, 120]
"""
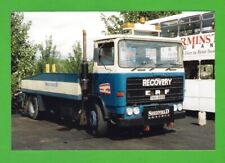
[150, 95, 165, 100]
[147, 108, 170, 120]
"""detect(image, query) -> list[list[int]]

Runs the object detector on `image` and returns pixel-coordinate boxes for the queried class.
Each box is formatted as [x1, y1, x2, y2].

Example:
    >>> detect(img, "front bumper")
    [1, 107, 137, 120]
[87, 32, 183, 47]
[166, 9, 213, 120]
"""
[116, 118, 144, 127]
[112, 111, 185, 127]
[174, 111, 186, 119]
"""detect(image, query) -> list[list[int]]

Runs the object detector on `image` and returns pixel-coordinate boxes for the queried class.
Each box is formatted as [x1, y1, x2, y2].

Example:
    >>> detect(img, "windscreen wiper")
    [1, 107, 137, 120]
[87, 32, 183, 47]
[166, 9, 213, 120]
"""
[165, 63, 183, 71]
[149, 67, 155, 71]
[168, 63, 183, 67]
[131, 64, 144, 71]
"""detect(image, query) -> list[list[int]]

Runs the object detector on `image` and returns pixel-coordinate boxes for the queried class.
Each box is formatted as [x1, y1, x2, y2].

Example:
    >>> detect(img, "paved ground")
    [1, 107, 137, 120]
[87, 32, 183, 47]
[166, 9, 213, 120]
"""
[12, 114, 215, 150]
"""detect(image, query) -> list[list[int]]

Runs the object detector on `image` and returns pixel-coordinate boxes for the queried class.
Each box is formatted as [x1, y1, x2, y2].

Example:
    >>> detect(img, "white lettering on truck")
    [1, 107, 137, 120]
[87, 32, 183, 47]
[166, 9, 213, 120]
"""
[142, 78, 172, 87]
[148, 109, 170, 116]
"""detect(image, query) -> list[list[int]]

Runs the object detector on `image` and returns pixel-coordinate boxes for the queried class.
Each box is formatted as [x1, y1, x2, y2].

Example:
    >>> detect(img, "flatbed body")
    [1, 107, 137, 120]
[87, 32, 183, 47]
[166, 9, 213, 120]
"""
[21, 73, 82, 100]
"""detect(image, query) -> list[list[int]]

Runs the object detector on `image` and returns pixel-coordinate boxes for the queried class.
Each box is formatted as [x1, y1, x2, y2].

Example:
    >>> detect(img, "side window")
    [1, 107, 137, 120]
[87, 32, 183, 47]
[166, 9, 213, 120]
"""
[184, 60, 215, 80]
[97, 42, 114, 66]
[179, 15, 201, 36]
[184, 61, 199, 79]
[199, 60, 215, 79]
[160, 20, 178, 38]
[202, 12, 215, 33]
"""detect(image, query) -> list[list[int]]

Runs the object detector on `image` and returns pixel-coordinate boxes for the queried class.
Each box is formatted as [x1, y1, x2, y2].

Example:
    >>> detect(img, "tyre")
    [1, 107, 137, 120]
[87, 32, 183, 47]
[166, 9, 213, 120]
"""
[88, 103, 108, 137]
[26, 96, 40, 120]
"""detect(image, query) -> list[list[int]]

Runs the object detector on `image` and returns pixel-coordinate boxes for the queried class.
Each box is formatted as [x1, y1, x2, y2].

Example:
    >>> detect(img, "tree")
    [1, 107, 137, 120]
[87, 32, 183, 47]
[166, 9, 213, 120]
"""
[11, 12, 37, 93]
[65, 41, 82, 73]
[101, 11, 181, 34]
[36, 36, 61, 73]
[121, 11, 181, 23]
[64, 41, 94, 73]
[101, 14, 124, 35]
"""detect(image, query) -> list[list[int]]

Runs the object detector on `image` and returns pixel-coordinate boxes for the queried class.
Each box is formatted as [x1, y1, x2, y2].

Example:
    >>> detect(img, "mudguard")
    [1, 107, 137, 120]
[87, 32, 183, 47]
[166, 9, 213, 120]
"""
[86, 95, 109, 120]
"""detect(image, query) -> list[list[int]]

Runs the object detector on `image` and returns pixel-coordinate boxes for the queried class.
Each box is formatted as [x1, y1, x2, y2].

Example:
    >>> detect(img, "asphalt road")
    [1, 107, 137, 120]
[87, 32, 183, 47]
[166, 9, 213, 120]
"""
[12, 114, 215, 150]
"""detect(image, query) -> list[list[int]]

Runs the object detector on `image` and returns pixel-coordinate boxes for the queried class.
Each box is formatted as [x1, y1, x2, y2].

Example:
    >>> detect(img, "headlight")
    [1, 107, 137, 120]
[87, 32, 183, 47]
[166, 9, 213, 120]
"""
[177, 103, 183, 111]
[133, 107, 140, 115]
[126, 107, 133, 116]
[173, 104, 178, 112]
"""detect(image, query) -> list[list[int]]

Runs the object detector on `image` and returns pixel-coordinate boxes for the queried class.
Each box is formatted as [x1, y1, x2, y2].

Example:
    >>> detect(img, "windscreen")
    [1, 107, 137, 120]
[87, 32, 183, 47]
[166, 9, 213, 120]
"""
[118, 40, 183, 68]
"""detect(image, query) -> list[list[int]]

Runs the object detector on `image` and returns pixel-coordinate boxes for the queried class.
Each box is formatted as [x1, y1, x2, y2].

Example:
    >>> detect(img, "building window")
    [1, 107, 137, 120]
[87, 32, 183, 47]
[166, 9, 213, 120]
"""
[199, 60, 215, 79]
[179, 15, 201, 36]
[184, 61, 199, 79]
[160, 20, 178, 37]
[184, 60, 215, 80]
[202, 12, 215, 33]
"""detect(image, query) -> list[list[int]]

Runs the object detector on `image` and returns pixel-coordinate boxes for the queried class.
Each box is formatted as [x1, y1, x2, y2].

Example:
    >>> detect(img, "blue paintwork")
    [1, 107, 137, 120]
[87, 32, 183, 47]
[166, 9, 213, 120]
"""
[23, 72, 184, 120]
[92, 72, 185, 119]
[24, 73, 80, 83]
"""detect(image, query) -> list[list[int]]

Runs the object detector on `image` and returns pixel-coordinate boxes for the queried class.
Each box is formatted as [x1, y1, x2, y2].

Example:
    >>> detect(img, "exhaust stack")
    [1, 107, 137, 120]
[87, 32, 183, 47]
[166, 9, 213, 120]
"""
[81, 30, 89, 96]
[82, 30, 87, 62]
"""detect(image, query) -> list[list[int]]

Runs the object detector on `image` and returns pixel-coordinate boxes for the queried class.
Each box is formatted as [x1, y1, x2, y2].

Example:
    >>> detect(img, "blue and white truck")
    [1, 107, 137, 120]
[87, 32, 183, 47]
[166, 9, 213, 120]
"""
[21, 25, 185, 136]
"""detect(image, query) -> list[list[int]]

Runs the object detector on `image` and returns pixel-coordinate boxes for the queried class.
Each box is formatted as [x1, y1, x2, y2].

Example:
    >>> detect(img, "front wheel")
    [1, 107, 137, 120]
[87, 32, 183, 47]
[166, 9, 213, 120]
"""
[88, 103, 108, 137]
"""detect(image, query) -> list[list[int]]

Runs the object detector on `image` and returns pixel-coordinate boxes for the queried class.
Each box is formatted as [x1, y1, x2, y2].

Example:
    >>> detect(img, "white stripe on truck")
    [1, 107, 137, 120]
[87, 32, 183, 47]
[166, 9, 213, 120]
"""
[21, 80, 82, 96]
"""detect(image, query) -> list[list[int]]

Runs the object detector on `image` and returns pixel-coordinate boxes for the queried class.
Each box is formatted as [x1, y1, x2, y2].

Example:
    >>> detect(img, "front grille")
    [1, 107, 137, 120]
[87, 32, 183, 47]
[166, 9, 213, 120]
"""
[126, 76, 184, 105]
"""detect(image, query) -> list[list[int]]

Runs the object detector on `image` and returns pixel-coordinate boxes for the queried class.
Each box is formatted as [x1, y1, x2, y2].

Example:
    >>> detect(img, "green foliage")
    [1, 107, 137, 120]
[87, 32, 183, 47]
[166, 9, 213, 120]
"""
[88, 61, 94, 73]
[36, 39, 93, 74]
[101, 13, 124, 35]
[36, 36, 61, 73]
[121, 11, 181, 23]
[55, 59, 69, 73]
[64, 41, 82, 73]
[63, 41, 94, 73]
[101, 11, 181, 34]
[11, 12, 37, 93]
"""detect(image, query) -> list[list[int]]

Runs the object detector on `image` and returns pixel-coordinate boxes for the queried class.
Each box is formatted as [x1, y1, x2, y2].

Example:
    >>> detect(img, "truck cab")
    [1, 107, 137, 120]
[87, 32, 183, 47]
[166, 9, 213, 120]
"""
[88, 33, 185, 133]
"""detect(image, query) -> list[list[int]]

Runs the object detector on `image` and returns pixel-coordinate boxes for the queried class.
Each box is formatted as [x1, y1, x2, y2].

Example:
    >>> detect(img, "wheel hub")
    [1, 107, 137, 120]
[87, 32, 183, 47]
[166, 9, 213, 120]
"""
[28, 101, 35, 114]
[90, 110, 97, 127]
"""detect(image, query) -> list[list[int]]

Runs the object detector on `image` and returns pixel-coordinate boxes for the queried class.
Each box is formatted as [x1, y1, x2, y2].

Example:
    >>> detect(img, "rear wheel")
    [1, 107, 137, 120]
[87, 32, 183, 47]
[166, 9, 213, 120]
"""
[25, 96, 40, 120]
[88, 103, 108, 137]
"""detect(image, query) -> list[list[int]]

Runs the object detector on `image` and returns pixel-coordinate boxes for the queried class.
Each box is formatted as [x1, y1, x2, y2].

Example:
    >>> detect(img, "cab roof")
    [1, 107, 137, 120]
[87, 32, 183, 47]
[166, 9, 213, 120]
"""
[94, 34, 182, 44]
